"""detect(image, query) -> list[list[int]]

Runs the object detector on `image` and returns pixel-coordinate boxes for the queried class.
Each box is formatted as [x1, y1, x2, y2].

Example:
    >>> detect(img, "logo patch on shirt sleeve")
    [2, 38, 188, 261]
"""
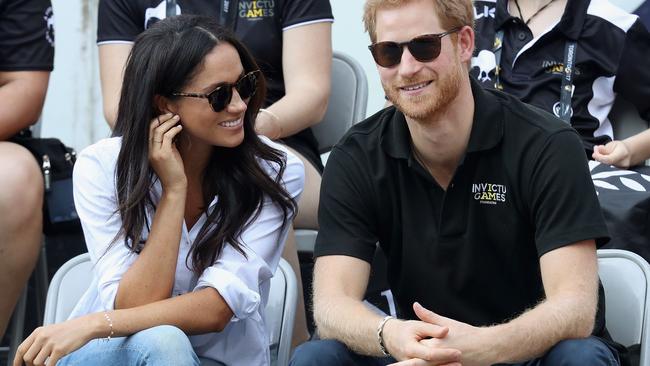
[472, 182, 507, 204]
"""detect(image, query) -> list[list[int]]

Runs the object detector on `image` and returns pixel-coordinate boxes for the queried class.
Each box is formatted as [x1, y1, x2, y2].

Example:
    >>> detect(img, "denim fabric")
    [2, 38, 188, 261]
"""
[290, 339, 395, 366]
[290, 337, 619, 366]
[57, 325, 204, 366]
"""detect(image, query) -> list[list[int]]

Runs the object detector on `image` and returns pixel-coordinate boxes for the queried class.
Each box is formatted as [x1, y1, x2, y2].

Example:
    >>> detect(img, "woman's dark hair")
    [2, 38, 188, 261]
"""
[112, 15, 296, 274]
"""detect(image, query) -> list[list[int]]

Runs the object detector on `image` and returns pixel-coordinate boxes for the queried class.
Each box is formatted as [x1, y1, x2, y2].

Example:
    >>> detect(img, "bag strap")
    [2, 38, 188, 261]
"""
[166, 0, 177, 17]
[493, 30, 577, 123]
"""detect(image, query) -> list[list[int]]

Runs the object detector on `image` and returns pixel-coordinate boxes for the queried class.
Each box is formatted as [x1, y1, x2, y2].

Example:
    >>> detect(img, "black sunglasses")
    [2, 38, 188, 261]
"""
[172, 70, 260, 112]
[368, 28, 461, 68]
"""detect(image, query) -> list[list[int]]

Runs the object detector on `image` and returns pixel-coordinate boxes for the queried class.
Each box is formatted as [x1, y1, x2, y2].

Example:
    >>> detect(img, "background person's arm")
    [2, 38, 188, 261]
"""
[594, 18, 650, 168]
[0, 71, 50, 139]
[98, 43, 132, 128]
[593, 129, 650, 168]
[254, 22, 332, 139]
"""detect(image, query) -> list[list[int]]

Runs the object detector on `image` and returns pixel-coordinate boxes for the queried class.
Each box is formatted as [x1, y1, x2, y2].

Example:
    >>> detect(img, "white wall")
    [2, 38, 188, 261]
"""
[41, 0, 109, 150]
[40, 0, 646, 151]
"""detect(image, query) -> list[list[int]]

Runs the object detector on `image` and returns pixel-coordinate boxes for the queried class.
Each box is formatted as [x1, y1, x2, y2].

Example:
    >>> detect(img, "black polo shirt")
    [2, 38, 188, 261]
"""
[471, 0, 650, 154]
[315, 79, 609, 332]
[0, 0, 54, 71]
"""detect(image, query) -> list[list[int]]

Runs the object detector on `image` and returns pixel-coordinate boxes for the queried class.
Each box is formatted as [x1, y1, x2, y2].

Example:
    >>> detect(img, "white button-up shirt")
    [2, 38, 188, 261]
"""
[69, 136, 304, 366]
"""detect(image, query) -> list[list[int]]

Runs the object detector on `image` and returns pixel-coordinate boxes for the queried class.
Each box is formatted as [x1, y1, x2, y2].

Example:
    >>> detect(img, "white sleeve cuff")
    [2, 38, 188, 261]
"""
[195, 266, 261, 321]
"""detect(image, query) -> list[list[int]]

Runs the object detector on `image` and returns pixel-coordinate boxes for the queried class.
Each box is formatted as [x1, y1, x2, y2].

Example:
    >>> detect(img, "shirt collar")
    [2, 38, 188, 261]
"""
[380, 78, 504, 160]
[495, 0, 590, 40]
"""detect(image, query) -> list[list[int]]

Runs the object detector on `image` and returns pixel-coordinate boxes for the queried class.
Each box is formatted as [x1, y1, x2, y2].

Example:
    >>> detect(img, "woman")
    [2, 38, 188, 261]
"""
[97, 0, 333, 342]
[14, 15, 303, 366]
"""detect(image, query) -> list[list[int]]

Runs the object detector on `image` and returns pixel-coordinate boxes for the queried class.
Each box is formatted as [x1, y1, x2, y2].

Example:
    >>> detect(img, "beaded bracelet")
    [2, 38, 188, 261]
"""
[377, 315, 394, 357]
[103, 311, 114, 341]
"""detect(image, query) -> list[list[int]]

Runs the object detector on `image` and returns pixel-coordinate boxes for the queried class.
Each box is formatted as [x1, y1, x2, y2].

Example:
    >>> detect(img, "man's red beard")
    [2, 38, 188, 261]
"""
[385, 58, 463, 122]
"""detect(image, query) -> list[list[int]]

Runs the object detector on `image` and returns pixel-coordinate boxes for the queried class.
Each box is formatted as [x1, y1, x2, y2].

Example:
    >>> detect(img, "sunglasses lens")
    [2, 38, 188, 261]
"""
[236, 72, 257, 100]
[371, 42, 402, 68]
[209, 87, 232, 112]
[206, 71, 259, 112]
[408, 36, 441, 62]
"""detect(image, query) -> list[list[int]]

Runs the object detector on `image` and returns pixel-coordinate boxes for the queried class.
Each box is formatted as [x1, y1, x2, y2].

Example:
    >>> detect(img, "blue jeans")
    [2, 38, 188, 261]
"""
[58, 325, 224, 366]
[290, 337, 619, 366]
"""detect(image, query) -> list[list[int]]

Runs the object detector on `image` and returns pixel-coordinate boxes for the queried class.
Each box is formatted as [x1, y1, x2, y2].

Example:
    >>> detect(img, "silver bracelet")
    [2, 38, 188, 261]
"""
[103, 311, 114, 341]
[377, 315, 394, 357]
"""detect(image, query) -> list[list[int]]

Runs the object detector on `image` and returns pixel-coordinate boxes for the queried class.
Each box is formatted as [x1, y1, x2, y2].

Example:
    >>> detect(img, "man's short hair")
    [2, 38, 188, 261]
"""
[363, 0, 474, 43]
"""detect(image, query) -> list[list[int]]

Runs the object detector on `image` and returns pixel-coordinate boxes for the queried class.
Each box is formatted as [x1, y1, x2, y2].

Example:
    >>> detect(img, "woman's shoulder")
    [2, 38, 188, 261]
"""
[79, 137, 122, 158]
[76, 137, 123, 171]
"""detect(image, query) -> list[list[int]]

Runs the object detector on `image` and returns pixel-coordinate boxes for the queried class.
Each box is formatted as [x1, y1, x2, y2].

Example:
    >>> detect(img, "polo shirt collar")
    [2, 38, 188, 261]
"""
[495, 0, 590, 40]
[380, 78, 504, 160]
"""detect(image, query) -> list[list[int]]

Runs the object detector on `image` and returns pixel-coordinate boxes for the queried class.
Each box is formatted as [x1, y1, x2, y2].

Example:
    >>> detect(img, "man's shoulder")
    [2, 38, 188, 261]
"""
[334, 107, 393, 154]
[490, 88, 575, 138]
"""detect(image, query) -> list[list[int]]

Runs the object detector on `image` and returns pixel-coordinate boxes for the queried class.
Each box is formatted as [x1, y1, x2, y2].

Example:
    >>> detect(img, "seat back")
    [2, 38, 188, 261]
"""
[598, 249, 650, 365]
[43, 253, 92, 325]
[44, 253, 298, 366]
[264, 258, 298, 366]
[311, 51, 368, 154]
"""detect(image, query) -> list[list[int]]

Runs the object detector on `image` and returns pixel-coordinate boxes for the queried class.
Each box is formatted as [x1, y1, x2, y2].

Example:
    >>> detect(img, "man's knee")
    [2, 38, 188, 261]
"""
[542, 337, 618, 366]
[128, 325, 199, 365]
[290, 339, 355, 366]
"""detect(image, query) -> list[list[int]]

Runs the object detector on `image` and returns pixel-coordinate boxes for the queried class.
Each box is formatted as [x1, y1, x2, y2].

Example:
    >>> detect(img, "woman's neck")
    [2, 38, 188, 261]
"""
[177, 135, 212, 182]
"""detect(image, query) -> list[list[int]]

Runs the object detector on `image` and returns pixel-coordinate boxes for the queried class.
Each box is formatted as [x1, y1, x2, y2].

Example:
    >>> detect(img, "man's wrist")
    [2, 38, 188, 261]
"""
[377, 315, 394, 356]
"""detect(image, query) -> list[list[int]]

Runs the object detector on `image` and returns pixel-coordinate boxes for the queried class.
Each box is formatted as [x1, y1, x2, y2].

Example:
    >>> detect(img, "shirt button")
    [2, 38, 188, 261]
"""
[518, 32, 527, 41]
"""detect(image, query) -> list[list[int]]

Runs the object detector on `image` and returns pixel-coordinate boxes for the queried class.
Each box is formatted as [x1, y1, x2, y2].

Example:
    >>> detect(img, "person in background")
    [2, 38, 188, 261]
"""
[14, 15, 303, 366]
[471, 0, 650, 168]
[0, 0, 53, 338]
[96, 0, 333, 345]
[290, 0, 624, 365]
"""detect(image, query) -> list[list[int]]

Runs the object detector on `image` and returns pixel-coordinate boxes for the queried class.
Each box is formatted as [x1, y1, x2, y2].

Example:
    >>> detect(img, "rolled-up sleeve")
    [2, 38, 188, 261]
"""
[194, 141, 304, 321]
[72, 140, 138, 310]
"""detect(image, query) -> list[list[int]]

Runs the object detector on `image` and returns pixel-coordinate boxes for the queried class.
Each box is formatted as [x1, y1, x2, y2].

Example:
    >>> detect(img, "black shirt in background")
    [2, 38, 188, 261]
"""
[0, 0, 54, 71]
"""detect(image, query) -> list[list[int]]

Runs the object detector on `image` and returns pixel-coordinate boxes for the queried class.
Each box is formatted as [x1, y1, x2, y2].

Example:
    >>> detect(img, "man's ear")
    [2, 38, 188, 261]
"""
[456, 25, 475, 65]
[154, 94, 177, 115]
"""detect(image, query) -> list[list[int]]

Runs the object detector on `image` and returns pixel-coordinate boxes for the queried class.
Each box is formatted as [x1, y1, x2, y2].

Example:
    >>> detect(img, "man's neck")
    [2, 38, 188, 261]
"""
[406, 81, 474, 188]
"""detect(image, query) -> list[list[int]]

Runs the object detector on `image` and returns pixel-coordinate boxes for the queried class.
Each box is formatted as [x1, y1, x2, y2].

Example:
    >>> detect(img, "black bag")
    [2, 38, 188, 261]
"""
[11, 133, 81, 235]
[590, 161, 650, 263]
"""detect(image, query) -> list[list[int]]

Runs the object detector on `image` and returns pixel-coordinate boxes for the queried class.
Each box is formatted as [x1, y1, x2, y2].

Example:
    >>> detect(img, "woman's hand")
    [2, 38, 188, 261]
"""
[149, 113, 186, 192]
[13, 314, 105, 366]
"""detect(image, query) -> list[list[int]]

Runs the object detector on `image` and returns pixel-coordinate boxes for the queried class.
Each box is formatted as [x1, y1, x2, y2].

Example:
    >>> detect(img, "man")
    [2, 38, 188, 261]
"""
[290, 0, 623, 365]
[0, 0, 52, 337]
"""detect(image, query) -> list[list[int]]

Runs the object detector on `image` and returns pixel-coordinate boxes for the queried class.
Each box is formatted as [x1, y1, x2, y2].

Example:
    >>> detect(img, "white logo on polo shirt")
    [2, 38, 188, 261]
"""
[471, 50, 497, 82]
[44, 6, 54, 46]
[472, 182, 507, 205]
[474, 4, 496, 20]
[144, 1, 182, 30]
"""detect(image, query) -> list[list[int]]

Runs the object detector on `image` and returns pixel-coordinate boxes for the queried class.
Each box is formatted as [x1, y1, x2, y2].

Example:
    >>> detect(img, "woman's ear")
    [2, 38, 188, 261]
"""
[154, 94, 178, 115]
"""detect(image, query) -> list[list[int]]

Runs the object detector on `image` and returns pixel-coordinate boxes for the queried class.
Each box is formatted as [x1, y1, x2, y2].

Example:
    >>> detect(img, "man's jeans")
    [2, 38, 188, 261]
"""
[290, 336, 620, 366]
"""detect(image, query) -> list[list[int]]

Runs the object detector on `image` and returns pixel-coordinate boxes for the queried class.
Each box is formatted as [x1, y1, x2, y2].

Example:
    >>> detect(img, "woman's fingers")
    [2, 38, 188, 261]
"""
[149, 113, 180, 147]
[32, 343, 53, 366]
[161, 124, 183, 150]
[19, 332, 44, 366]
